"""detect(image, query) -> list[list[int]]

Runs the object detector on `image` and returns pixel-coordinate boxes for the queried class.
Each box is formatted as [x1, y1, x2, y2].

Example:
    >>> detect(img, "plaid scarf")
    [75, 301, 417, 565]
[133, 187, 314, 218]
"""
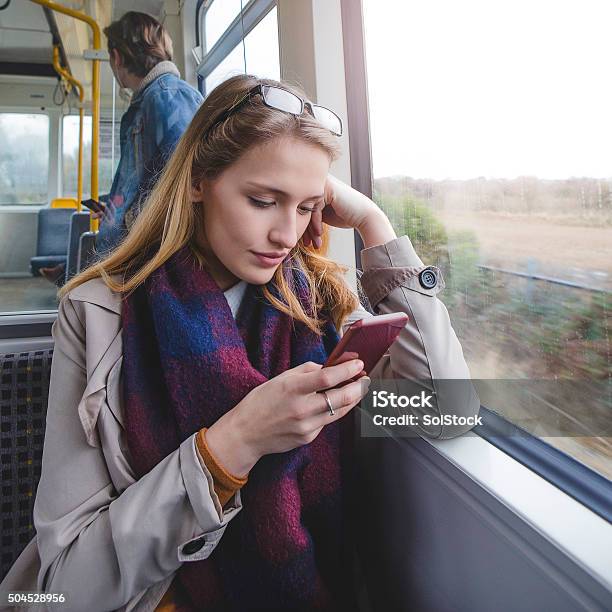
[121, 247, 357, 611]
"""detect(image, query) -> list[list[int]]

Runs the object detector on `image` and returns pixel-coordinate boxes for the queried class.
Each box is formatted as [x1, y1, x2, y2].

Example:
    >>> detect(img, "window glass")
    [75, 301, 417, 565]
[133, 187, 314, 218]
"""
[62, 114, 90, 200]
[98, 118, 121, 194]
[243, 8, 280, 80]
[0, 112, 56, 313]
[0, 113, 49, 205]
[205, 40, 246, 93]
[205, 7, 280, 94]
[362, 0, 612, 479]
[62, 115, 120, 199]
[204, 0, 243, 52]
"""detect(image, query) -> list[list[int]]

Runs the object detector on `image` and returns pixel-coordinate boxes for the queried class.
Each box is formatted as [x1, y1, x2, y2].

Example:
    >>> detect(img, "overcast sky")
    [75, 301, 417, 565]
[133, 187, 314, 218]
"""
[64, 1, 612, 182]
[362, 0, 612, 180]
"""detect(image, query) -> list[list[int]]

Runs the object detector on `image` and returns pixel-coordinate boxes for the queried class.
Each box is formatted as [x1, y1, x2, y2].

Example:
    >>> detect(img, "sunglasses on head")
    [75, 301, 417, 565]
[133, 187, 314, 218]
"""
[210, 84, 343, 137]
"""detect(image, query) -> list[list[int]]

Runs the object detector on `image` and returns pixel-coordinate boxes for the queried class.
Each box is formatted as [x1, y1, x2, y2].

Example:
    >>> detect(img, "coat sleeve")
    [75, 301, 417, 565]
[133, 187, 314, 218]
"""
[345, 235, 480, 439]
[33, 297, 240, 611]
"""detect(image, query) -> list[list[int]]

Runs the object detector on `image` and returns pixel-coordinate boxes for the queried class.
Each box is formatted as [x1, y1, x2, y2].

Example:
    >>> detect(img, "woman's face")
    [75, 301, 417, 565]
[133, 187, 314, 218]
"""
[193, 136, 330, 290]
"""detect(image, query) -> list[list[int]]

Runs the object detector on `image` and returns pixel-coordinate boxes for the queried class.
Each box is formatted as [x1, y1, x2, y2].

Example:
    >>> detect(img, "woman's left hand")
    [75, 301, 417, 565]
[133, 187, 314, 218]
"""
[302, 175, 396, 249]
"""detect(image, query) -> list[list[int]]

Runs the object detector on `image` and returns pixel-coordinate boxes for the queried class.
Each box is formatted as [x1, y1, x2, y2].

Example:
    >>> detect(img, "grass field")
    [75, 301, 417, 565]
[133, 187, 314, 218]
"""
[437, 210, 612, 289]
[433, 211, 612, 480]
[376, 193, 612, 480]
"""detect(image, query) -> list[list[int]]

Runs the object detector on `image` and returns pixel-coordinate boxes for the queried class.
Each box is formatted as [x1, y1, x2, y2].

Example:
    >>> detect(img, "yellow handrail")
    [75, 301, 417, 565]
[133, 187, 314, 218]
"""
[52, 45, 83, 212]
[30, 0, 101, 232]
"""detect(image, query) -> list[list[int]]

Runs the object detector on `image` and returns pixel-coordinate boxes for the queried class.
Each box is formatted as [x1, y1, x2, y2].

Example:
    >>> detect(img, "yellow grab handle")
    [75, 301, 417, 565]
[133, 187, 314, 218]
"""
[30, 0, 101, 232]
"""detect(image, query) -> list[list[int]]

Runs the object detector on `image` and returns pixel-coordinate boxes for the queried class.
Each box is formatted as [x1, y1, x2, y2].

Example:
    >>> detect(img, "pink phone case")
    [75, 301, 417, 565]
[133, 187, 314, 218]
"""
[324, 312, 409, 378]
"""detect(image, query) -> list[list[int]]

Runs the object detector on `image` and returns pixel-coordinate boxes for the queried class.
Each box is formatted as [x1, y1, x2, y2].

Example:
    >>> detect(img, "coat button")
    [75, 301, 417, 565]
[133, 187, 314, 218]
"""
[418, 267, 438, 290]
[182, 537, 206, 555]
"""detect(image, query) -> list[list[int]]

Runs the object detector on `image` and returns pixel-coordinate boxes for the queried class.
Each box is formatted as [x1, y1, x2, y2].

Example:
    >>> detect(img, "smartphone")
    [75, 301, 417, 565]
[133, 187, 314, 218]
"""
[324, 311, 409, 380]
[81, 198, 105, 214]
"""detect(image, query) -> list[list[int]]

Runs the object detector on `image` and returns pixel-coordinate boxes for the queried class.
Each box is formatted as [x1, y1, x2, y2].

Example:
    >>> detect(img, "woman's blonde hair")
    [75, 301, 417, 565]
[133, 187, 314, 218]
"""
[61, 74, 359, 334]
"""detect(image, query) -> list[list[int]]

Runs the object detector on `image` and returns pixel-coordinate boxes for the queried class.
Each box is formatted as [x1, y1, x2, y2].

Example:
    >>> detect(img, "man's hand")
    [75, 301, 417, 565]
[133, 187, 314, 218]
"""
[81, 198, 117, 224]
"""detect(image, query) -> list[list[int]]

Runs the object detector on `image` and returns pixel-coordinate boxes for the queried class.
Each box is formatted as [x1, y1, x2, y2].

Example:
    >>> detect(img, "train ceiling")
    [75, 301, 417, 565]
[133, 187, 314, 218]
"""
[0, 0, 165, 102]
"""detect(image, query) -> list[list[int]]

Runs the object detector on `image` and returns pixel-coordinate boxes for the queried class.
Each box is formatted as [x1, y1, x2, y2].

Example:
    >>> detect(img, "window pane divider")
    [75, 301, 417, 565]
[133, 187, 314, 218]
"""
[197, 0, 276, 82]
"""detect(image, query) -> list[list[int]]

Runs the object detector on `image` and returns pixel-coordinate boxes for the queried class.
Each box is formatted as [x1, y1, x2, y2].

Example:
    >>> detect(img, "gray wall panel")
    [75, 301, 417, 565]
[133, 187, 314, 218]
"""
[354, 435, 611, 611]
[0, 208, 38, 276]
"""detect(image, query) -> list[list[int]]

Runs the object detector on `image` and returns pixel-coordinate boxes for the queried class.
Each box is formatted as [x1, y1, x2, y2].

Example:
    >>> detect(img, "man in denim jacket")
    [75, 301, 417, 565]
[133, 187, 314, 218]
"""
[95, 11, 203, 255]
[41, 11, 202, 282]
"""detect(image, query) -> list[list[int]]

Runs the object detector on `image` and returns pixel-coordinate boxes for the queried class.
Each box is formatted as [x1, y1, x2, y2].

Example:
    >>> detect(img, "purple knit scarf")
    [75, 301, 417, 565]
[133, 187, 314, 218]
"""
[121, 247, 357, 611]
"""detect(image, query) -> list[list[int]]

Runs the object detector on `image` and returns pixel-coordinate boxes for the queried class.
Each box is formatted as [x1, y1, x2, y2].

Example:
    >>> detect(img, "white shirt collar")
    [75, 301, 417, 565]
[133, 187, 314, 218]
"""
[223, 280, 248, 319]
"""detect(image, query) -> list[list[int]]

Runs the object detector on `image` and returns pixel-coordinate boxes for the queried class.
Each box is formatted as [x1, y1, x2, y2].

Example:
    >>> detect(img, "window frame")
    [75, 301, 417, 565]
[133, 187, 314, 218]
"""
[0, 312, 56, 338]
[0, 107, 52, 207]
[60, 112, 121, 200]
[475, 406, 612, 523]
[339, 0, 612, 507]
[0, 108, 58, 317]
[196, 0, 277, 96]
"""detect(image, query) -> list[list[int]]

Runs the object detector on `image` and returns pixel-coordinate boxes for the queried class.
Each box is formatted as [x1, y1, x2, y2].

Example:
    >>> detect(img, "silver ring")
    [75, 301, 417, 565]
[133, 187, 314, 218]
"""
[320, 390, 335, 416]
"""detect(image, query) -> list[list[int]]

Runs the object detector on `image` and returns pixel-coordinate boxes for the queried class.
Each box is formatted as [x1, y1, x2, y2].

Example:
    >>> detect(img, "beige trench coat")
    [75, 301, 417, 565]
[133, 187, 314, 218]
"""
[0, 236, 479, 611]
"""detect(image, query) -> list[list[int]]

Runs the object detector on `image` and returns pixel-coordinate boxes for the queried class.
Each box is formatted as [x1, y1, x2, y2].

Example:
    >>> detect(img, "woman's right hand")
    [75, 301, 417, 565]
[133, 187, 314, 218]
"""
[204, 359, 370, 478]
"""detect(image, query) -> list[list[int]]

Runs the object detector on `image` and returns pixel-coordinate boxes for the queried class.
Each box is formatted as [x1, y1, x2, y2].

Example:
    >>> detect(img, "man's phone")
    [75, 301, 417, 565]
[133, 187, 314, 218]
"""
[81, 198, 105, 214]
[324, 312, 409, 380]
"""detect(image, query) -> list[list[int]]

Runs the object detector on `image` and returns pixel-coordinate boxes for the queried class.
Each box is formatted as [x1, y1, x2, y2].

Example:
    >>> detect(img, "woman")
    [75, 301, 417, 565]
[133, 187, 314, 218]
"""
[0, 75, 477, 611]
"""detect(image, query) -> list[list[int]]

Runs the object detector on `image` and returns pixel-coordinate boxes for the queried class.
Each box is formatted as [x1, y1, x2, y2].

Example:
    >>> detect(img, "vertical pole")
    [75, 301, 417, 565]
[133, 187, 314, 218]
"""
[52, 45, 84, 209]
[30, 0, 102, 229]
[111, 77, 116, 176]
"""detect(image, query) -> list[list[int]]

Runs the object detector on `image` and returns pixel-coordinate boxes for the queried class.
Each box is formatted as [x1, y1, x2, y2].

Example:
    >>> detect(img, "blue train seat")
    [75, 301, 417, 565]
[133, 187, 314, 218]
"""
[29, 208, 73, 277]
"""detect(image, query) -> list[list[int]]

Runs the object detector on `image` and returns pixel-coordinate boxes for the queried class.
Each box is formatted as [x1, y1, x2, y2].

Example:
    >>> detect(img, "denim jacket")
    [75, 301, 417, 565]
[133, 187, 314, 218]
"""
[96, 62, 203, 255]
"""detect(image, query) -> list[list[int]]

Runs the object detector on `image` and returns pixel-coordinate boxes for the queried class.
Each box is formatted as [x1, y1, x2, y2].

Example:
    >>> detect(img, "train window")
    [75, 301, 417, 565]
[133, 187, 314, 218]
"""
[240, 7, 279, 79]
[205, 40, 247, 93]
[62, 115, 120, 199]
[205, 7, 279, 93]
[61, 114, 91, 200]
[362, 0, 612, 480]
[0, 111, 57, 314]
[98, 118, 121, 194]
[198, 2, 279, 95]
[0, 113, 49, 205]
[203, 0, 243, 52]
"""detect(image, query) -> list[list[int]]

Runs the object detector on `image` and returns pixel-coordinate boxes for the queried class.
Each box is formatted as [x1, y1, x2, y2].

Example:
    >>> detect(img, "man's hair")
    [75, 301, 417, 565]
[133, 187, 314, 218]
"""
[104, 11, 173, 78]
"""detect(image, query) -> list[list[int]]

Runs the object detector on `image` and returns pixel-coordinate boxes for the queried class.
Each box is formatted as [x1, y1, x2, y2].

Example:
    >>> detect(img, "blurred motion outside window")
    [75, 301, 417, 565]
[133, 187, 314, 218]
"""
[362, 0, 611, 479]
[0, 112, 56, 313]
[203, 6, 280, 94]
[0, 113, 49, 205]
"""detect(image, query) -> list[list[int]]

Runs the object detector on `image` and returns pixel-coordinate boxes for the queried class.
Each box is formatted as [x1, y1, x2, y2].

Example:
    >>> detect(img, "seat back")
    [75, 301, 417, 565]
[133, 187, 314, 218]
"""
[35, 208, 73, 257]
[65, 212, 91, 281]
[77, 231, 98, 274]
[50, 198, 78, 209]
[0, 348, 53, 581]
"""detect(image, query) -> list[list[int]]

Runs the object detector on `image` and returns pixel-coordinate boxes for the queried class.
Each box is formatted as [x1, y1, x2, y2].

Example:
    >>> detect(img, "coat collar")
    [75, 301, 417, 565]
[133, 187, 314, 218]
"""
[131, 60, 180, 102]
[68, 276, 123, 315]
